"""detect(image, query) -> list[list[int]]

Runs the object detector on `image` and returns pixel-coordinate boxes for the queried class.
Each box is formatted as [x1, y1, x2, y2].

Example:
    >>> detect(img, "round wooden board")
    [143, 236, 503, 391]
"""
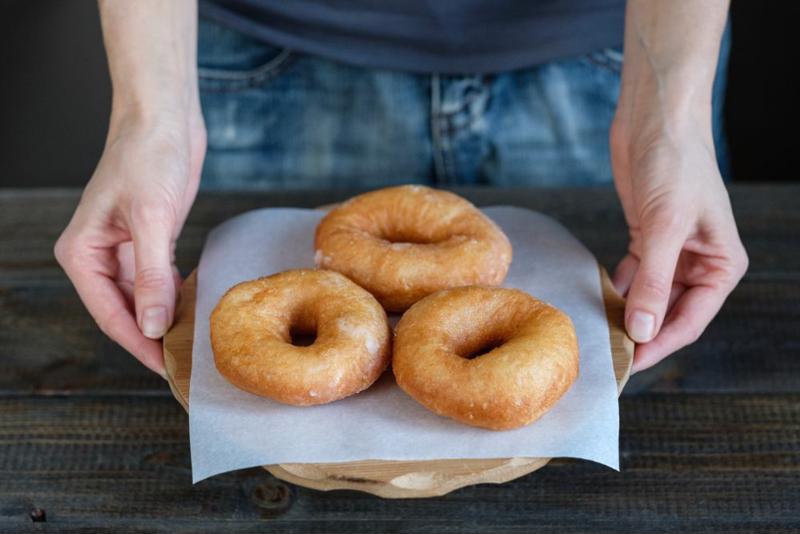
[164, 266, 633, 498]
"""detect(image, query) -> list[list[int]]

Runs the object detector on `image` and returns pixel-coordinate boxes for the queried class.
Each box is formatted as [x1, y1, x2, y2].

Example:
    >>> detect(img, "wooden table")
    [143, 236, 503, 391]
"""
[1, 186, 798, 533]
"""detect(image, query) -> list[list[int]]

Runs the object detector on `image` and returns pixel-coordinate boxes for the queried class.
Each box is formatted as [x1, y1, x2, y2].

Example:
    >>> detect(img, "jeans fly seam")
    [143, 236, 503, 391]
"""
[430, 73, 450, 185]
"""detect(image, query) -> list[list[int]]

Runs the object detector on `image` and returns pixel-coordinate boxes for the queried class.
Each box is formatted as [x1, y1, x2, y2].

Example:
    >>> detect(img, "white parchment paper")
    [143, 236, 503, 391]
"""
[189, 206, 619, 482]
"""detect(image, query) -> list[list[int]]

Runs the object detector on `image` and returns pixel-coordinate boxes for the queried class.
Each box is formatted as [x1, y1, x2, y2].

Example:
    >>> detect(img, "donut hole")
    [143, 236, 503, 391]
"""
[383, 235, 438, 246]
[459, 336, 509, 360]
[286, 313, 318, 347]
[449, 304, 522, 360]
[378, 227, 445, 246]
[289, 325, 317, 347]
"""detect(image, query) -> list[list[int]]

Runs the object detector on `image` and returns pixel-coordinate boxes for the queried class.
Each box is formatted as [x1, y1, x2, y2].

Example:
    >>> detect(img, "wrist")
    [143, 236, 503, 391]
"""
[613, 73, 714, 152]
[617, 1, 727, 142]
[98, 0, 201, 136]
[111, 80, 199, 123]
[624, 65, 713, 118]
[107, 90, 204, 144]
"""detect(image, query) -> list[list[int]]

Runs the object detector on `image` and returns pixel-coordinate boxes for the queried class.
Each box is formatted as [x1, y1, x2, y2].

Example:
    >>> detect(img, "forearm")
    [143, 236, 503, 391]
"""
[616, 0, 729, 138]
[98, 0, 201, 132]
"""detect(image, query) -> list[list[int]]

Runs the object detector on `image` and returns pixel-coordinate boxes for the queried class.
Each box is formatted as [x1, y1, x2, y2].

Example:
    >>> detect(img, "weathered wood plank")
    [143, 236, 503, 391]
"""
[0, 278, 166, 395]
[1, 277, 797, 395]
[1, 186, 798, 396]
[1, 186, 798, 284]
[0, 394, 797, 533]
[1, 187, 796, 531]
[630, 276, 800, 394]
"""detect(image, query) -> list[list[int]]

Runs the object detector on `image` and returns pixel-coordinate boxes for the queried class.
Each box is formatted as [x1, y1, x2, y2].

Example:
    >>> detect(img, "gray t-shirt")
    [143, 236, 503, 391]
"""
[199, 0, 625, 74]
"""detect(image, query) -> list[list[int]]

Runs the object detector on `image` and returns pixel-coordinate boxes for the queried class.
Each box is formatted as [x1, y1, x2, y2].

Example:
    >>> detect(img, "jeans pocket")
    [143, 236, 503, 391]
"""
[582, 47, 624, 74]
[198, 18, 293, 92]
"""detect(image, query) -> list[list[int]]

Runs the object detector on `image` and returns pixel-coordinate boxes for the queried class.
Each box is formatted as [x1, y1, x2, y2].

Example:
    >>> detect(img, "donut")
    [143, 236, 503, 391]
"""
[393, 286, 579, 430]
[210, 269, 391, 406]
[314, 185, 512, 312]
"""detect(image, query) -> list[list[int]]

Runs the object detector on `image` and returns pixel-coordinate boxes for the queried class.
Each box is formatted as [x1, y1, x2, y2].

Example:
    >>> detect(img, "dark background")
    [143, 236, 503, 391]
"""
[0, 1, 796, 188]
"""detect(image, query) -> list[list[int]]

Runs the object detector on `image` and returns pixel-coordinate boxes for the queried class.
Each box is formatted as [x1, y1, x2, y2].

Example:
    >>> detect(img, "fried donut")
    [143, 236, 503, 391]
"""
[210, 269, 391, 406]
[393, 286, 579, 430]
[314, 185, 512, 312]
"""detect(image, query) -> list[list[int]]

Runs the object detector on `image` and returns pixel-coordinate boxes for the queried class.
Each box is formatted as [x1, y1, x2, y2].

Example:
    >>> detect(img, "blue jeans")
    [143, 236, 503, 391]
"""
[198, 18, 730, 189]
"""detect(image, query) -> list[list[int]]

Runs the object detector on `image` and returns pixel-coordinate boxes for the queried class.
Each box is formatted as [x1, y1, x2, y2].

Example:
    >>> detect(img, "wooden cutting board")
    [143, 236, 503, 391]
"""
[163, 265, 633, 498]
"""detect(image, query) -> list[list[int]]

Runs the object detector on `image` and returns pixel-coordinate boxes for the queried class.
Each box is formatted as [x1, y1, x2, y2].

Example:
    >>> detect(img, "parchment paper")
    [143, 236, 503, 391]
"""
[189, 206, 619, 482]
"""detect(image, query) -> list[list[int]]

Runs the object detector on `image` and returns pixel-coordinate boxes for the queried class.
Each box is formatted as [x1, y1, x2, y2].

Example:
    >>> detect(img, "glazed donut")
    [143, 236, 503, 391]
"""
[393, 286, 579, 430]
[210, 269, 391, 406]
[314, 185, 512, 312]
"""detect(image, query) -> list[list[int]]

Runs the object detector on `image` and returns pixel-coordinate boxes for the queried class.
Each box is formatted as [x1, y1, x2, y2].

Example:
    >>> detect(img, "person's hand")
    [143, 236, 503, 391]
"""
[608, 0, 744, 373]
[55, 115, 206, 376]
[610, 115, 748, 373]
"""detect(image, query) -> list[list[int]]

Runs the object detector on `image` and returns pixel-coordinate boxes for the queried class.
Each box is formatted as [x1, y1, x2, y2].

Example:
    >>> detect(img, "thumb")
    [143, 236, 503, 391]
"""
[625, 221, 685, 344]
[131, 204, 178, 340]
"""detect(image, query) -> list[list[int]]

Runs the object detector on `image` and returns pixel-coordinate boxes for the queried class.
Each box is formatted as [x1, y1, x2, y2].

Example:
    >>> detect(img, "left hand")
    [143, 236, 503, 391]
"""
[610, 115, 748, 373]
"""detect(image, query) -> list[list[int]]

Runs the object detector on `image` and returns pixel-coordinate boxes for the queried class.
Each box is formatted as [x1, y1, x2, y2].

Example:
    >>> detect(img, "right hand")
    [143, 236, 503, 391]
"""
[55, 115, 206, 376]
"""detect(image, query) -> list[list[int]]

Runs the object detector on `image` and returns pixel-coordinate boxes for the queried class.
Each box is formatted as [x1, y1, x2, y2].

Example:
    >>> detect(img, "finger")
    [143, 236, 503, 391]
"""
[625, 224, 686, 343]
[172, 265, 183, 311]
[116, 245, 184, 313]
[178, 173, 202, 229]
[117, 278, 135, 304]
[115, 241, 136, 303]
[631, 283, 727, 373]
[172, 265, 182, 290]
[667, 281, 687, 314]
[130, 205, 178, 340]
[612, 254, 639, 296]
[63, 252, 167, 377]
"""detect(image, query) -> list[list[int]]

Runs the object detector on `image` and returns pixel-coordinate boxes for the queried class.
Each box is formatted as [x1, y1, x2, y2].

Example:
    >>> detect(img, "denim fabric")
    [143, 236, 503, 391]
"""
[198, 18, 730, 189]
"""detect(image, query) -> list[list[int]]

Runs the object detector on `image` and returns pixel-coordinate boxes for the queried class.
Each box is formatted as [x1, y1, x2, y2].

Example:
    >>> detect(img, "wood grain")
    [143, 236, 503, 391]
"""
[2, 187, 798, 397]
[1, 187, 799, 531]
[2, 186, 798, 283]
[1, 394, 797, 533]
[163, 265, 633, 498]
[2, 277, 798, 396]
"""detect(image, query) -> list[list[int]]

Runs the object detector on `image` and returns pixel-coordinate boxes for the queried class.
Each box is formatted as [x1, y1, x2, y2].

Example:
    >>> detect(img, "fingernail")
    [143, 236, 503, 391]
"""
[142, 306, 168, 339]
[628, 310, 656, 343]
